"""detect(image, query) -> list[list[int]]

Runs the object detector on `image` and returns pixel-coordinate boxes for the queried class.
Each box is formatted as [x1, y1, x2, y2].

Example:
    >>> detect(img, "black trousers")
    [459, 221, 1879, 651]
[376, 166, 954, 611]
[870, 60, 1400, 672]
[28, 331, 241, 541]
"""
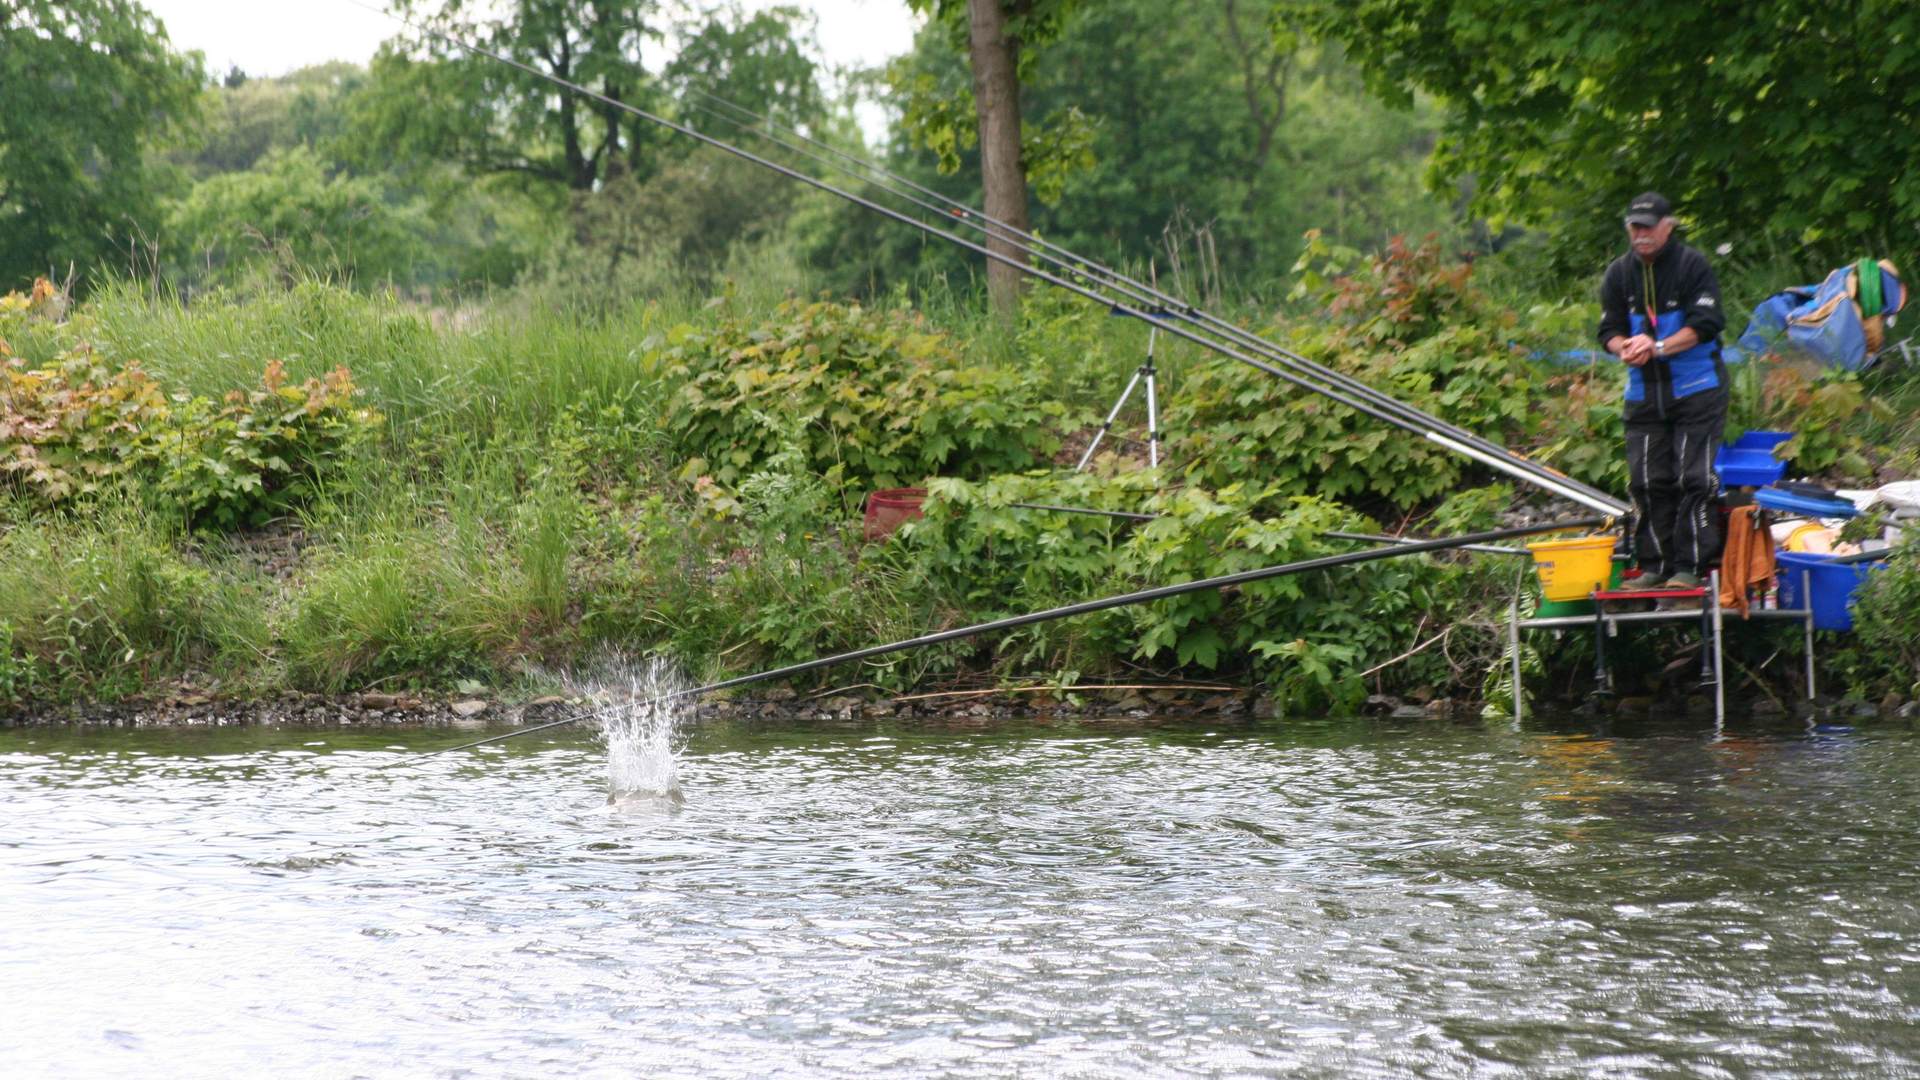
[1625, 389, 1727, 577]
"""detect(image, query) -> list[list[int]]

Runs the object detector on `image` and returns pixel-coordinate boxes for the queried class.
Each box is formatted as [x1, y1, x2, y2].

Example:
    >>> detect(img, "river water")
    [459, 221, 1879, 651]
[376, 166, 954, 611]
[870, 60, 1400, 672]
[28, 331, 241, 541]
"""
[4, 712, 1918, 1078]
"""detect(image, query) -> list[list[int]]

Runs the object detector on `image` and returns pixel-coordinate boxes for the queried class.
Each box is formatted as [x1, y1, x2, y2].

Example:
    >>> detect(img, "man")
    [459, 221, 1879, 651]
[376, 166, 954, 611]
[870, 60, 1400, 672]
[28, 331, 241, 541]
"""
[1597, 191, 1728, 592]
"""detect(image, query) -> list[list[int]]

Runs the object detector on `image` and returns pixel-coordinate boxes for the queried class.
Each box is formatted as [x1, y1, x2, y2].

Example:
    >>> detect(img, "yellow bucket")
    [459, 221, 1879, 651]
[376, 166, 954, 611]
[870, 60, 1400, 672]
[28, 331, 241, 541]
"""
[1526, 534, 1618, 601]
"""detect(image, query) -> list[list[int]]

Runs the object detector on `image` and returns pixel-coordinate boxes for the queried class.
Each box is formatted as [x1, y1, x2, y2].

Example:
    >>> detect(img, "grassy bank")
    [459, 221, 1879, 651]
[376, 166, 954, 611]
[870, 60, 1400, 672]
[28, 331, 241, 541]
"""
[3, 244, 1917, 715]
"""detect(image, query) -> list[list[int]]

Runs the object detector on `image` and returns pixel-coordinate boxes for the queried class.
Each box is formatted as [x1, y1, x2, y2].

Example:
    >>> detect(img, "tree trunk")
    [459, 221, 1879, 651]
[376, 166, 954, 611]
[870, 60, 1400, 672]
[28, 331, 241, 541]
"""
[965, 0, 1030, 318]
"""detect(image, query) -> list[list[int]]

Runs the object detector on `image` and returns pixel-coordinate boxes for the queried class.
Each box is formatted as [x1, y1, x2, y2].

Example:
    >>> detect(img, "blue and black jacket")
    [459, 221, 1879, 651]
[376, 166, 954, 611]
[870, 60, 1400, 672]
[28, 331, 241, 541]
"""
[1597, 239, 1727, 421]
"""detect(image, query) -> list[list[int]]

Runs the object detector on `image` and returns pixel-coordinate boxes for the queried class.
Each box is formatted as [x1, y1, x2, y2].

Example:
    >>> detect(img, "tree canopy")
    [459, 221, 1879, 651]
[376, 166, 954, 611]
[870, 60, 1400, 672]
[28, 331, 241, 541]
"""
[1306, 0, 1920, 260]
[824, 0, 1445, 298]
[664, 6, 825, 132]
[7, 0, 1914, 304]
[0, 0, 202, 287]
[371, 0, 672, 192]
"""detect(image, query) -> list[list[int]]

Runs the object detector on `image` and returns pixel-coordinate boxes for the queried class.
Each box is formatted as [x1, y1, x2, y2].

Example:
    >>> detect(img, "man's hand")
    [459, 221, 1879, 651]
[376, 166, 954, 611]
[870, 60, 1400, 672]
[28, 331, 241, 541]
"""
[1618, 334, 1656, 367]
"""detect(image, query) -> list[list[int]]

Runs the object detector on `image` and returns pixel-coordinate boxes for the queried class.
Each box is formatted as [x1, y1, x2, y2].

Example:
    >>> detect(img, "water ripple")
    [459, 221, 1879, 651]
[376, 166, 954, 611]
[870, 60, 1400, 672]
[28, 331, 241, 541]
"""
[2, 720, 1918, 1077]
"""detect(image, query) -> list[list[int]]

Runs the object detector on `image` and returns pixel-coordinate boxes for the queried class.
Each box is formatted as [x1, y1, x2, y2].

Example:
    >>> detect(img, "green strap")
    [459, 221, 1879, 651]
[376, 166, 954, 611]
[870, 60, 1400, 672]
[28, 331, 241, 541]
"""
[1857, 258, 1884, 317]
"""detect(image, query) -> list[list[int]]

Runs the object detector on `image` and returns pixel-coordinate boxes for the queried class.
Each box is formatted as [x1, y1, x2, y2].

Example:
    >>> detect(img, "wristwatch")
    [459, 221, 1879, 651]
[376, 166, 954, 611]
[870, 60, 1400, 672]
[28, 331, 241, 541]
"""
[1654, 339, 1666, 358]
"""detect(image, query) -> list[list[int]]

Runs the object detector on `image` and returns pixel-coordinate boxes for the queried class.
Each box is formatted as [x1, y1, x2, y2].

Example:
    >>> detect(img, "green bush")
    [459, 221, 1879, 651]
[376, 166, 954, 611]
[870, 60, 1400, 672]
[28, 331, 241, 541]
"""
[1831, 539, 1920, 699]
[163, 146, 418, 290]
[659, 297, 1065, 492]
[1752, 360, 1889, 478]
[1528, 365, 1628, 493]
[3, 284, 377, 529]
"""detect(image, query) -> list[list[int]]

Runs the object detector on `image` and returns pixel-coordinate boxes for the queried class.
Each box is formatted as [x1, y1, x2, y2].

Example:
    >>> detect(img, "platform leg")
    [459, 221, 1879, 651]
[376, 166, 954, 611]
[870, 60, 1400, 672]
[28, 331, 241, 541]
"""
[1697, 588, 1717, 688]
[1591, 594, 1612, 697]
[1509, 596, 1523, 725]
[1803, 568, 1817, 701]
[1142, 327, 1161, 469]
[1711, 569, 1725, 731]
[1075, 366, 1145, 471]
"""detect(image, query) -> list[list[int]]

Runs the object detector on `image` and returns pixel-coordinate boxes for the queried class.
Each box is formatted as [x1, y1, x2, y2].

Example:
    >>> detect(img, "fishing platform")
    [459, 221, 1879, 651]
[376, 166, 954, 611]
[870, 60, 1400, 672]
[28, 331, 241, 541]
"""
[1507, 569, 1820, 726]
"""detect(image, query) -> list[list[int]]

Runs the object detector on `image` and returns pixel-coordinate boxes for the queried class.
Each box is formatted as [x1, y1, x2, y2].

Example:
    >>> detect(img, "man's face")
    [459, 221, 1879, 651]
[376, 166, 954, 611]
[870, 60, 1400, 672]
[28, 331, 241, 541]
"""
[1627, 216, 1674, 260]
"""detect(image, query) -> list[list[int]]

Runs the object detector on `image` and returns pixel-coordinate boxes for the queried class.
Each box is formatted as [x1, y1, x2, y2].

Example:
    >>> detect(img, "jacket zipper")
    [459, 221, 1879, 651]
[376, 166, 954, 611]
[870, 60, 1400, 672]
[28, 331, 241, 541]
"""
[1640, 258, 1667, 419]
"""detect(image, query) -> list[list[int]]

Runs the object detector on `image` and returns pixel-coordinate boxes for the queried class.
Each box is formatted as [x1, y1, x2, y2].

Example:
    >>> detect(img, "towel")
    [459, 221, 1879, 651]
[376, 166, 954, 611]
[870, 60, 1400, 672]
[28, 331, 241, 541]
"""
[1718, 504, 1777, 617]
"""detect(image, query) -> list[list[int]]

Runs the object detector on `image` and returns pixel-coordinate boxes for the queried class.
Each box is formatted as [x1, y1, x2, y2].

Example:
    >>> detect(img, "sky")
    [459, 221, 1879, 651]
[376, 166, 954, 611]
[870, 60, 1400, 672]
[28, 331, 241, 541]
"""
[139, 0, 921, 79]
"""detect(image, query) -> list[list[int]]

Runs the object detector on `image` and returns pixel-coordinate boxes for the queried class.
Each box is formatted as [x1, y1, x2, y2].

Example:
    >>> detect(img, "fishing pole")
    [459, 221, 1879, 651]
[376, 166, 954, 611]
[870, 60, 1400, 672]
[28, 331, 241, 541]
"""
[665, 78, 1623, 514]
[1005, 505, 1533, 558]
[348, 1, 1628, 517]
[670, 98, 1619, 511]
[393, 516, 1604, 763]
[1322, 530, 1531, 557]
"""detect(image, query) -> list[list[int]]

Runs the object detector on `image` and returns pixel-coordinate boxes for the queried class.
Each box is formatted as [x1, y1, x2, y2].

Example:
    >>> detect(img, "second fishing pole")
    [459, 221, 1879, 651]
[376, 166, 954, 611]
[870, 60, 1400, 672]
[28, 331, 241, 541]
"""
[397, 515, 1604, 763]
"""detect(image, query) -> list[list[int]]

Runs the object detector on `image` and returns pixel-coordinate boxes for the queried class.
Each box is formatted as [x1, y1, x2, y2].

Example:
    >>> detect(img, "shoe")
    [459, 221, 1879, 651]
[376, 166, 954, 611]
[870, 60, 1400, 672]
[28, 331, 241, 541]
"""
[1664, 571, 1704, 591]
[1619, 570, 1669, 591]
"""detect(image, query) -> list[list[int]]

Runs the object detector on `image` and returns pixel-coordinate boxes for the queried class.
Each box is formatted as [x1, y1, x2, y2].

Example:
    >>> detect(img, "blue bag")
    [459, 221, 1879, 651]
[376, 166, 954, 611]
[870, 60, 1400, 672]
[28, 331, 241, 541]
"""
[1786, 267, 1871, 371]
[1726, 259, 1905, 371]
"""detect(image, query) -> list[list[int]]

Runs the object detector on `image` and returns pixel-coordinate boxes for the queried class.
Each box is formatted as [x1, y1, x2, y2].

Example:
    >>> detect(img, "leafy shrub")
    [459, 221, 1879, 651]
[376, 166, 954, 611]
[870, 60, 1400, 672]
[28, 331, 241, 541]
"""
[1305, 231, 1479, 343]
[0, 350, 173, 500]
[1012, 285, 1135, 410]
[907, 470, 1160, 615]
[1, 337, 374, 528]
[1528, 365, 1628, 493]
[905, 471, 1464, 709]
[1752, 359, 1888, 478]
[0, 278, 82, 363]
[1831, 538, 1920, 698]
[658, 297, 1065, 492]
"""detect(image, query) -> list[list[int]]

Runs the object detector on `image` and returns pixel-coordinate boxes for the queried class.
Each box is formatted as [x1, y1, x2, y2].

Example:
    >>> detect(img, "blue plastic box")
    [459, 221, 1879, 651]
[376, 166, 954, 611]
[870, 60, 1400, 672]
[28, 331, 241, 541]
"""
[1716, 430, 1792, 489]
[1777, 551, 1881, 631]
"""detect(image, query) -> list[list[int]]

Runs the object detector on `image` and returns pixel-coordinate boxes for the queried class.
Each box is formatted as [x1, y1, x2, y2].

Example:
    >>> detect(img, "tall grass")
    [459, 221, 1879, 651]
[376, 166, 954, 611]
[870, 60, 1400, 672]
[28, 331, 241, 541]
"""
[0, 501, 268, 701]
[84, 279, 663, 444]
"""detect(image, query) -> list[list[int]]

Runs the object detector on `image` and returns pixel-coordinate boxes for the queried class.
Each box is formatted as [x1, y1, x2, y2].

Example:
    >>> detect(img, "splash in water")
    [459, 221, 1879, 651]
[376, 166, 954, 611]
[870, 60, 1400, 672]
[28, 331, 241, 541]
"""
[568, 655, 690, 803]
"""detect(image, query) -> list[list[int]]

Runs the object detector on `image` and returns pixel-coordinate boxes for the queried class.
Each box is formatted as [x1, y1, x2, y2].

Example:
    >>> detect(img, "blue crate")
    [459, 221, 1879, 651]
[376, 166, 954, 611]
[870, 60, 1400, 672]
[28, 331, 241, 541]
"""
[1716, 430, 1792, 489]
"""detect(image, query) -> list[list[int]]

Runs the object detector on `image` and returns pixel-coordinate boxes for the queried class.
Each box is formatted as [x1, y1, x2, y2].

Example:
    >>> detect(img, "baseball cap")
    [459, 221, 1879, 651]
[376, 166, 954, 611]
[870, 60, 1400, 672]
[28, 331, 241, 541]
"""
[1624, 191, 1672, 226]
